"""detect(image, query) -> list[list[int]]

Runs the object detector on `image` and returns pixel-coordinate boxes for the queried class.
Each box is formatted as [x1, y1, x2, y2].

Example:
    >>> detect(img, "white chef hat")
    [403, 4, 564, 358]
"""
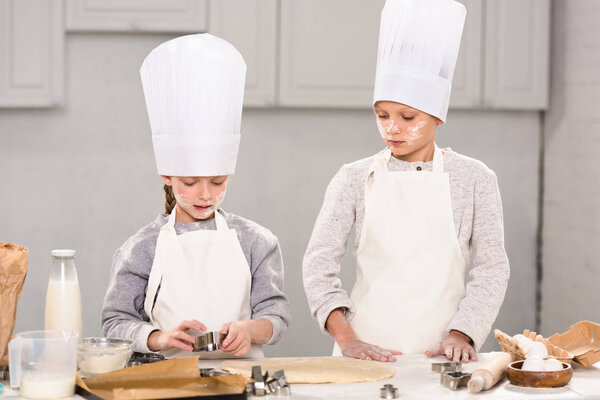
[373, 0, 466, 123]
[140, 33, 246, 176]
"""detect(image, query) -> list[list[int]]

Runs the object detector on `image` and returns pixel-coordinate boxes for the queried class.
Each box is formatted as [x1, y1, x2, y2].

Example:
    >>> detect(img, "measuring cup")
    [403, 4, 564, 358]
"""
[8, 330, 79, 399]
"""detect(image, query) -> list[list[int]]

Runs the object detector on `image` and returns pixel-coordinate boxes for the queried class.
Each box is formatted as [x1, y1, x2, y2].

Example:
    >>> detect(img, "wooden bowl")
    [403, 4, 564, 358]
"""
[506, 360, 572, 388]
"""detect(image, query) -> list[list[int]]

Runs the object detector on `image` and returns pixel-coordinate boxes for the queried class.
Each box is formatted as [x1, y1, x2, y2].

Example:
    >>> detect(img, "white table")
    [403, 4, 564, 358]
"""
[3, 353, 600, 399]
[228, 353, 600, 400]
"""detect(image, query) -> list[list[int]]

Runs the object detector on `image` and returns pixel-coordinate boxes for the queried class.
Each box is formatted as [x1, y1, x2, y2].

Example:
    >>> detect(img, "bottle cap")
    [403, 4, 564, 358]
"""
[51, 249, 76, 257]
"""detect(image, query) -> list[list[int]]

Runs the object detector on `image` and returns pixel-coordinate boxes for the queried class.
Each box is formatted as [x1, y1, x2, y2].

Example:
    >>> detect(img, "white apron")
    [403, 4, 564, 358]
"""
[144, 206, 264, 359]
[333, 146, 466, 355]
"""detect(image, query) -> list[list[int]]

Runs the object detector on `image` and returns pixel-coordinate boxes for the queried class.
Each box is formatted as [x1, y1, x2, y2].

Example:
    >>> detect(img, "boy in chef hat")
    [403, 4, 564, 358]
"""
[304, 0, 509, 363]
[102, 34, 290, 358]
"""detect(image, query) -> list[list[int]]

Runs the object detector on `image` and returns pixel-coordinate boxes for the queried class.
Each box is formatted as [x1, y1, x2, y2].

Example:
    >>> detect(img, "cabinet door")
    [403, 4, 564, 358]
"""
[484, 0, 550, 109]
[279, 0, 384, 107]
[66, 0, 208, 32]
[209, 0, 277, 107]
[279, 0, 482, 109]
[0, 0, 63, 107]
[450, 0, 483, 109]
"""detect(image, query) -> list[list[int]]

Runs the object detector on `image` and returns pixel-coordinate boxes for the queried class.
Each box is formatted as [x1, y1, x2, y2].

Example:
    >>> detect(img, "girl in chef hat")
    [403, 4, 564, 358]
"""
[102, 34, 290, 358]
[304, 0, 509, 363]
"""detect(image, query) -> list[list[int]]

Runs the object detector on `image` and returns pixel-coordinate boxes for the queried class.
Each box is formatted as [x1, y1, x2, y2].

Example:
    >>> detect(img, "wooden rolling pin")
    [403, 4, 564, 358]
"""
[468, 352, 515, 393]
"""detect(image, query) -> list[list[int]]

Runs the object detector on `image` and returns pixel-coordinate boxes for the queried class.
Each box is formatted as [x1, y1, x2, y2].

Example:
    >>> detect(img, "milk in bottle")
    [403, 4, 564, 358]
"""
[44, 249, 82, 340]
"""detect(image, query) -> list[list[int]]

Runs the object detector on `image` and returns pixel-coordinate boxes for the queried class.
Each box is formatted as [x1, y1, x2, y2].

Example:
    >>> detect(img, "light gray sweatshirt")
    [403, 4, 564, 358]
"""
[102, 209, 291, 353]
[303, 147, 510, 351]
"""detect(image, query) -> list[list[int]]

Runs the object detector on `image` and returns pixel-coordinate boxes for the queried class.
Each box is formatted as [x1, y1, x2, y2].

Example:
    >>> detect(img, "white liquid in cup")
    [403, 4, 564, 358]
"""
[20, 375, 75, 399]
[44, 280, 82, 339]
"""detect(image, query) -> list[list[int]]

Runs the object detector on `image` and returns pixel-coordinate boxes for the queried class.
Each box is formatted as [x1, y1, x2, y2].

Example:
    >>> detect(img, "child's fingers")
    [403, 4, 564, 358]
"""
[169, 337, 193, 352]
[444, 345, 453, 360]
[425, 344, 442, 357]
[234, 343, 251, 357]
[177, 320, 203, 332]
[222, 329, 239, 350]
[230, 340, 248, 356]
[173, 330, 195, 345]
[462, 348, 470, 363]
[366, 348, 395, 362]
[453, 347, 462, 363]
[224, 331, 244, 352]
[220, 322, 231, 335]
[347, 349, 369, 360]
[191, 319, 207, 331]
[469, 348, 478, 362]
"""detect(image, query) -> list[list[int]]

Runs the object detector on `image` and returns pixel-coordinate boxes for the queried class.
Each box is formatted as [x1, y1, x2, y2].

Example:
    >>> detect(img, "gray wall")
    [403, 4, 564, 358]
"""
[1, 33, 540, 355]
[541, 0, 600, 335]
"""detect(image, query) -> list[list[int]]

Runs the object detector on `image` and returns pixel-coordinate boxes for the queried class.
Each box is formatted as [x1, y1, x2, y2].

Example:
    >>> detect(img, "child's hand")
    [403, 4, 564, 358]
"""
[339, 338, 402, 362]
[220, 320, 253, 356]
[147, 319, 206, 352]
[425, 330, 477, 363]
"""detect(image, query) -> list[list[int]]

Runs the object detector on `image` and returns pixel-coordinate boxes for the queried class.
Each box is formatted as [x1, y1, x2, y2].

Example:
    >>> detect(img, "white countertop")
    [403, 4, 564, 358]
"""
[3, 353, 600, 399]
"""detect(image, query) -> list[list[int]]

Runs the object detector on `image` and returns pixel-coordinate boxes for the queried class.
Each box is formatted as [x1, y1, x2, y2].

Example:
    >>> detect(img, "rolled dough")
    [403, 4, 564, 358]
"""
[221, 357, 395, 384]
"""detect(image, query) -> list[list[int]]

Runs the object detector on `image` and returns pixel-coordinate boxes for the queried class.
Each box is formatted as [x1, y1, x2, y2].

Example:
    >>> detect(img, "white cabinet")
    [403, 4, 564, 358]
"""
[278, 0, 480, 108]
[65, 0, 208, 33]
[209, 0, 277, 107]
[279, 0, 384, 107]
[451, 0, 483, 109]
[484, 0, 550, 109]
[0, 0, 63, 107]
[0, 0, 550, 110]
[278, 0, 550, 110]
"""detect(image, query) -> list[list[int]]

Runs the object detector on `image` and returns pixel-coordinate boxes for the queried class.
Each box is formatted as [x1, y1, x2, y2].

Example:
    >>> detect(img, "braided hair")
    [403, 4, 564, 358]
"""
[163, 184, 177, 214]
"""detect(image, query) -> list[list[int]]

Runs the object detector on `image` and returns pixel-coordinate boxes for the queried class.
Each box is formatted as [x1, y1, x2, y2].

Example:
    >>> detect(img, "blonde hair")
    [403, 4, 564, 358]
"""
[163, 184, 176, 214]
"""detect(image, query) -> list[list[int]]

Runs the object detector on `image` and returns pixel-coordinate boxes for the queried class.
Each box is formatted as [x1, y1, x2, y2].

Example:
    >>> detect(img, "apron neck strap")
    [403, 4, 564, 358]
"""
[214, 209, 228, 231]
[432, 145, 444, 174]
[166, 205, 178, 231]
[166, 205, 229, 231]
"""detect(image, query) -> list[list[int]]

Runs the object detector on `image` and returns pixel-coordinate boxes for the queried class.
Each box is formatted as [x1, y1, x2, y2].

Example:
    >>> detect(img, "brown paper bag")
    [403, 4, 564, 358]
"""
[77, 356, 247, 399]
[0, 242, 28, 366]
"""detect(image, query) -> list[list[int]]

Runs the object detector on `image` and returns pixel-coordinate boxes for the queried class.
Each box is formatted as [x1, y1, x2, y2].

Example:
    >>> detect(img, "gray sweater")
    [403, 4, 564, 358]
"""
[303, 147, 510, 351]
[102, 209, 291, 353]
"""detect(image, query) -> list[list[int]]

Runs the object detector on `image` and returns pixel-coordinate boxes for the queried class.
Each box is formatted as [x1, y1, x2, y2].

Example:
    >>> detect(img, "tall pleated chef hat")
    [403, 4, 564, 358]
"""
[374, 0, 466, 123]
[140, 34, 246, 176]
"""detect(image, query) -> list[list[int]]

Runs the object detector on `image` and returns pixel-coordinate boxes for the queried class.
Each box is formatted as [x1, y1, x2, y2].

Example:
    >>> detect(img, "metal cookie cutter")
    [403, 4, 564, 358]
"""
[265, 369, 291, 396]
[128, 352, 165, 367]
[246, 365, 291, 397]
[247, 365, 267, 396]
[440, 371, 471, 391]
[194, 331, 222, 352]
[380, 384, 399, 399]
[431, 362, 461, 373]
[199, 367, 230, 377]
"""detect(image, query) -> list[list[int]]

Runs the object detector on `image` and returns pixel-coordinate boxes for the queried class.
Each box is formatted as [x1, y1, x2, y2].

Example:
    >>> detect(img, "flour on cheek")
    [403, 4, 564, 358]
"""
[377, 119, 398, 141]
[404, 120, 426, 143]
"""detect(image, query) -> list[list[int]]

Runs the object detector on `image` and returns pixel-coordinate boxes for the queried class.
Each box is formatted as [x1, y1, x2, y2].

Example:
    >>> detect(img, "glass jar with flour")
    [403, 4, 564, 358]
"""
[44, 249, 82, 340]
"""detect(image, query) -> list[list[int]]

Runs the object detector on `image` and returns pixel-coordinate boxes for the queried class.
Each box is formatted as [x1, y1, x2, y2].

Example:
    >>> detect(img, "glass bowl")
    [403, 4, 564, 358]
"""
[78, 337, 134, 377]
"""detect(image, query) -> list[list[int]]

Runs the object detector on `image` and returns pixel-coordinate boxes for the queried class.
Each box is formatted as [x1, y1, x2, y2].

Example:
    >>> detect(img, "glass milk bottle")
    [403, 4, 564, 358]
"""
[44, 249, 82, 340]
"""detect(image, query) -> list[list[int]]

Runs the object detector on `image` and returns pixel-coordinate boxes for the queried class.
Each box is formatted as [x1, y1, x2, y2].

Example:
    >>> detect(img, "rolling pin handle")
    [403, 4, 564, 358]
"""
[468, 375, 485, 393]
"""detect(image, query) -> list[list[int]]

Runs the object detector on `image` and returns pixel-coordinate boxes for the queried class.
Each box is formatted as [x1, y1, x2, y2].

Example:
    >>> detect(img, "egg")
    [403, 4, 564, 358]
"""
[521, 355, 545, 371]
[544, 358, 564, 372]
[518, 338, 534, 354]
[513, 334, 526, 342]
[527, 342, 549, 358]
